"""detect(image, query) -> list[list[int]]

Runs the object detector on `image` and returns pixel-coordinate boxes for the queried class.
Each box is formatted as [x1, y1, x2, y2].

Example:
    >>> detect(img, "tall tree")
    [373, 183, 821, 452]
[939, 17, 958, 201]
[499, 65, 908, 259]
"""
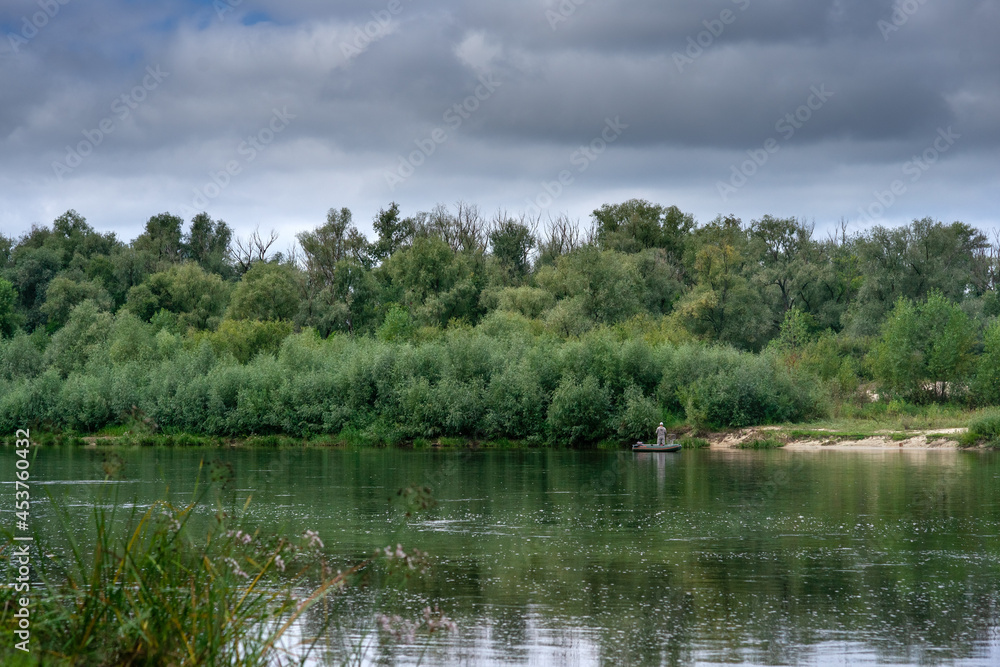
[297, 208, 370, 283]
[488, 214, 536, 283]
[184, 213, 233, 277]
[868, 292, 976, 402]
[676, 217, 772, 350]
[0, 278, 18, 337]
[133, 212, 184, 268]
[593, 199, 693, 257]
[369, 202, 414, 264]
[226, 262, 301, 321]
[846, 219, 988, 336]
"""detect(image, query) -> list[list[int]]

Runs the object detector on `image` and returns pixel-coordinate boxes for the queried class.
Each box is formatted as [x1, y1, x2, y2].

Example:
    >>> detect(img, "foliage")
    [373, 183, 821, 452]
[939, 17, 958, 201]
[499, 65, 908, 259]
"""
[677, 348, 822, 428]
[8, 204, 1000, 442]
[226, 262, 300, 321]
[547, 375, 611, 445]
[184, 212, 233, 277]
[868, 292, 976, 403]
[0, 332, 43, 381]
[735, 437, 785, 449]
[0, 277, 20, 337]
[126, 262, 231, 330]
[970, 319, 1000, 406]
[0, 477, 353, 666]
[43, 300, 114, 377]
[593, 199, 692, 257]
[203, 319, 295, 364]
[489, 216, 535, 281]
[614, 384, 661, 442]
[961, 411, 1000, 448]
[675, 229, 772, 350]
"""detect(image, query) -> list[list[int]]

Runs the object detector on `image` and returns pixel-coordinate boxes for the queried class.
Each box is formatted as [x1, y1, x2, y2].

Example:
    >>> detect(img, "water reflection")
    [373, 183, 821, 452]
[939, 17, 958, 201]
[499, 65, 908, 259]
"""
[3, 447, 999, 665]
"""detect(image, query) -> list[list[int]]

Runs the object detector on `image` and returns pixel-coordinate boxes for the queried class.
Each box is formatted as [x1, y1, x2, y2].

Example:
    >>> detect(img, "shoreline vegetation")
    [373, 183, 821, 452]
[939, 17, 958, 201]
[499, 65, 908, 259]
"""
[0, 462, 450, 666]
[5, 203, 1000, 451]
[24, 415, 1000, 451]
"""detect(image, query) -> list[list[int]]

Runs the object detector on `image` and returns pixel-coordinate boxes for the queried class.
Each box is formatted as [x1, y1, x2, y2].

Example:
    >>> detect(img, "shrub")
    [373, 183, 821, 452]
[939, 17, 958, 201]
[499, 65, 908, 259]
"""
[547, 375, 611, 445]
[43, 299, 113, 376]
[0, 331, 43, 381]
[493, 286, 555, 319]
[378, 304, 414, 342]
[57, 372, 113, 432]
[614, 385, 661, 442]
[963, 412, 1000, 448]
[680, 352, 821, 429]
[204, 319, 294, 364]
[484, 364, 547, 440]
[679, 436, 710, 449]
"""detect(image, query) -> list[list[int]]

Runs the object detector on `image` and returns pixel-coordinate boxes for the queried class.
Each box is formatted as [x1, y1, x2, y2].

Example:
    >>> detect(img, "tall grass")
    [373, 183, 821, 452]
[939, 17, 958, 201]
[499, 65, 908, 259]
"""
[1, 463, 355, 666]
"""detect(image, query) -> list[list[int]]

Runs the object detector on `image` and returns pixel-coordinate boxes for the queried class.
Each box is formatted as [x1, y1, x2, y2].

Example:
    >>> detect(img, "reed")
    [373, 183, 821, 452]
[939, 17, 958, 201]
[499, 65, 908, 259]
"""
[1, 461, 356, 666]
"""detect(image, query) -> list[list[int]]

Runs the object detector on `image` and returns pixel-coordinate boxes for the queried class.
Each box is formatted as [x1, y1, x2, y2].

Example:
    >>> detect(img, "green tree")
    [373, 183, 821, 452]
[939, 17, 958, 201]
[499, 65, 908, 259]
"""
[868, 292, 976, 402]
[535, 247, 643, 326]
[675, 241, 772, 350]
[226, 262, 301, 321]
[133, 212, 185, 267]
[43, 299, 114, 376]
[369, 202, 414, 264]
[379, 236, 484, 327]
[971, 319, 1000, 406]
[846, 219, 988, 336]
[41, 276, 112, 330]
[547, 375, 611, 445]
[0, 278, 19, 337]
[489, 216, 535, 282]
[297, 208, 370, 280]
[126, 263, 231, 330]
[593, 199, 693, 257]
[296, 208, 378, 334]
[184, 213, 233, 276]
[3, 211, 121, 331]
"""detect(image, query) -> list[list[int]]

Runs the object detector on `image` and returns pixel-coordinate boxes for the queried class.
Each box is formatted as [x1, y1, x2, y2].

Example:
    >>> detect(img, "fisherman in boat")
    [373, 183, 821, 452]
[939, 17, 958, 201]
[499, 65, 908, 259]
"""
[655, 422, 667, 446]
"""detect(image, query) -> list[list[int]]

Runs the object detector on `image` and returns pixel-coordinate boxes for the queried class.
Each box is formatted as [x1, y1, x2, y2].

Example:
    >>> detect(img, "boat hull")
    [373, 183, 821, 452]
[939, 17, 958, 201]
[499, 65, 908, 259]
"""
[632, 443, 682, 452]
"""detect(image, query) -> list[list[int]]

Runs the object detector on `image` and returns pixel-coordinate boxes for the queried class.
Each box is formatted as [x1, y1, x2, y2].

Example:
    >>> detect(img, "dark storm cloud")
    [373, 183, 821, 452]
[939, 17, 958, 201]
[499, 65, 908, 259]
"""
[0, 0, 996, 241]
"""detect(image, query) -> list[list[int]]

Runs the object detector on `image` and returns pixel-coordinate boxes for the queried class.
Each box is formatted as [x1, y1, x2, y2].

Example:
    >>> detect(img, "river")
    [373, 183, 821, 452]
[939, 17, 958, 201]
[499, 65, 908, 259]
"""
[6, 446, 1000, 665]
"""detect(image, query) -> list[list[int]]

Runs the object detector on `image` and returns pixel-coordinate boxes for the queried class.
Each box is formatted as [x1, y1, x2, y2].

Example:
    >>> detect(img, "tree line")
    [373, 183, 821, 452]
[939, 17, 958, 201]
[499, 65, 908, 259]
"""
[2, 201, 999, 442]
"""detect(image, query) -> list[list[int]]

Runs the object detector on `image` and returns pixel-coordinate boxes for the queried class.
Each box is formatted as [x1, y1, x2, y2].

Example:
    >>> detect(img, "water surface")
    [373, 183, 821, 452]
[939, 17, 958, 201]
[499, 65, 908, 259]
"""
[5, 446, 1000, 665]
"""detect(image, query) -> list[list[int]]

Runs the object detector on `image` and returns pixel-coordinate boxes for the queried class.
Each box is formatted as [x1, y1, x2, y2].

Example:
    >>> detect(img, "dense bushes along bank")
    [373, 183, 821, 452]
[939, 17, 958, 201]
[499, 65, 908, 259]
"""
[7, 204, 1000, 443]
[0, 311, 825, 445]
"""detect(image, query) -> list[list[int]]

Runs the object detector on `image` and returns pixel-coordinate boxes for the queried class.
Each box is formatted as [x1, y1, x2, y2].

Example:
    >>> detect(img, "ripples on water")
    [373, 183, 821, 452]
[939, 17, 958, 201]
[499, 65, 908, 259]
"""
[3, 447, 999, 665]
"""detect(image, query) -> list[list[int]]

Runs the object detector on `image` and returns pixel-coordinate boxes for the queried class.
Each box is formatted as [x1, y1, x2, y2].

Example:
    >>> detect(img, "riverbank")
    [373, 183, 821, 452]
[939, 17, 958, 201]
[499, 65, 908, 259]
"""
[13, 423, 997, 451]
[8, 405, 1000, 450]
[701, 426, 973, 450]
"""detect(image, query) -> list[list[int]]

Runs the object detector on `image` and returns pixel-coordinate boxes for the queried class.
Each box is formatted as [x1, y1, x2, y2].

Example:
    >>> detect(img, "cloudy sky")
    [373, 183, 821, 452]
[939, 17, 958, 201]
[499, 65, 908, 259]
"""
[1, 0, 997, 246]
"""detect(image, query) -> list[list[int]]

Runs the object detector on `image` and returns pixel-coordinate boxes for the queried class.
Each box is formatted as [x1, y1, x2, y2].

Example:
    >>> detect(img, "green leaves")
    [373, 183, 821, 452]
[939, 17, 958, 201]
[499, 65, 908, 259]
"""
[868, 292, 976, 402]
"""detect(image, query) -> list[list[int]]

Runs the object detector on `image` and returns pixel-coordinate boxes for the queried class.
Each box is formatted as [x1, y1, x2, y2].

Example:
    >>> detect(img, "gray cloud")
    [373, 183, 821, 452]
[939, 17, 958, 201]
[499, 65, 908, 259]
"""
[0, 0, 997, 243]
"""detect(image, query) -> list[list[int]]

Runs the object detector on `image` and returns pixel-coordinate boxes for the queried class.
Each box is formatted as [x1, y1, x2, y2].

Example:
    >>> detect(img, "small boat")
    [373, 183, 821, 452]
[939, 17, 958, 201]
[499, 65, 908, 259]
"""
[632, 441, 681, 452]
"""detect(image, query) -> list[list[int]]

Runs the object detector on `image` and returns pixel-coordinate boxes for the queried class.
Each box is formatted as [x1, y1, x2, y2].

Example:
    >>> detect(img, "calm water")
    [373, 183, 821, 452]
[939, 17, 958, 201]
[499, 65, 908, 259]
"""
[5, 446, 1000, 666]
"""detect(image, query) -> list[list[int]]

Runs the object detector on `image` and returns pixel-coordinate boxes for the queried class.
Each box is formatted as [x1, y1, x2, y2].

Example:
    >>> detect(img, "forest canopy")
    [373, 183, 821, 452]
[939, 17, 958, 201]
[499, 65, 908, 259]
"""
[2, 202, 999, 443]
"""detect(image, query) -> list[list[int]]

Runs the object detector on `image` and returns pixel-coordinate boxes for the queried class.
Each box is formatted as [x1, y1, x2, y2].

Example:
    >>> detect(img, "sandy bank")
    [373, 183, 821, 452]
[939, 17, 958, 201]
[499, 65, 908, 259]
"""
[706, 427, 968, 451]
